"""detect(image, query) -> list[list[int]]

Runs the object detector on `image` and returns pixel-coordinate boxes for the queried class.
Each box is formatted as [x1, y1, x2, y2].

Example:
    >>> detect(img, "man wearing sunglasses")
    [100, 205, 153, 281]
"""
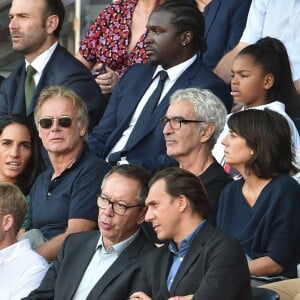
[19, 85, 111, 262]
[25, 164, 154, 300]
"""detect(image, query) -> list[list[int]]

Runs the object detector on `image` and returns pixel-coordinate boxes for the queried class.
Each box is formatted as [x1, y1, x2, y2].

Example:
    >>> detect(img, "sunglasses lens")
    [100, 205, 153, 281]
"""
[39, 118, 53, 129]
[58, 117, 72, 128]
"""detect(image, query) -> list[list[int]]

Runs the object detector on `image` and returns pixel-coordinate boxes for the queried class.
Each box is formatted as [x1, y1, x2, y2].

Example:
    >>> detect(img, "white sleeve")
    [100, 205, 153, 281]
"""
[240, 0, 270, 44]
[12, 263, 49, 299]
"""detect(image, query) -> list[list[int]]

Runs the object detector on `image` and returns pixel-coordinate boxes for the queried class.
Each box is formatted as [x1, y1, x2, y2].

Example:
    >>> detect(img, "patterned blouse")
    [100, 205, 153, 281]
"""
[79, 0, 149, 76]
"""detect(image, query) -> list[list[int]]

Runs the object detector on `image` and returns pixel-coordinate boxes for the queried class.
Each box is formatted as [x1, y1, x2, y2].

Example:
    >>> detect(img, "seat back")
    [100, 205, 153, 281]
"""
[252, 287, 280, 300]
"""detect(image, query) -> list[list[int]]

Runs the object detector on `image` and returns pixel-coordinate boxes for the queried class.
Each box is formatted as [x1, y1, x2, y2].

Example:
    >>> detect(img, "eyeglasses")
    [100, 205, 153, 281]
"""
[159, 116, 206, 130]
[38, 116, 75, 129]
[97, 195, 143, 215]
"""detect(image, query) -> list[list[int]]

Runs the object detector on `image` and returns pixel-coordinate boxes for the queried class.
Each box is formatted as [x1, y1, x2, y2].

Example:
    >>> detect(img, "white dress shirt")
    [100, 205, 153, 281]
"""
[72, 230, 139, 300]
[25, 42, 58, 85]
[0, 239, 49, 300]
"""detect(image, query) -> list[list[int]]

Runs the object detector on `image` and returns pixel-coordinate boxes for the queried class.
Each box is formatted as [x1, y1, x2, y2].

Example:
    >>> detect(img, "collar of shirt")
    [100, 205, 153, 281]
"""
[0, 239, 31, 266]
[25, 42, 58, 84]
[96, 229, 140, 256]
[153, 54, 197, 83]
[242, 101, 285, 112]
[47, 142, 87, 180]
[168, 219, 206, 256]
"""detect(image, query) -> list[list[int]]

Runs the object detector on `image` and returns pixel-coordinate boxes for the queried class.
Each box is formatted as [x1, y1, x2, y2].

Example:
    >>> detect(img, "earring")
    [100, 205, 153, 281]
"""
[182, 42, 186, 46]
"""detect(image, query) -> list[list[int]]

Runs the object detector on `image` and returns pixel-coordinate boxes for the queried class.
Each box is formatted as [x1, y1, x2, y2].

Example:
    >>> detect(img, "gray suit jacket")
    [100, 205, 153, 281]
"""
[24, 230, 154, 300]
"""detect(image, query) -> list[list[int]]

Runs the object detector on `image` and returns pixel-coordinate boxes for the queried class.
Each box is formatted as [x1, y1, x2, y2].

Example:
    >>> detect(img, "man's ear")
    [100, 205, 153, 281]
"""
[200, 123, 215, 143]
[79, 124, 87, 138]
[137, 206, 147, 225]
[45, 15, 60, 35]
[1, 214, 14, 232]
[181, 31, 193, 46]
[176, 195, 188, 213]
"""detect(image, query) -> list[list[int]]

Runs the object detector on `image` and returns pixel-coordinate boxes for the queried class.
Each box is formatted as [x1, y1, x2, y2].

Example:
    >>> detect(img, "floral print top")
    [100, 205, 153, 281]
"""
[79, 0, 149, 76]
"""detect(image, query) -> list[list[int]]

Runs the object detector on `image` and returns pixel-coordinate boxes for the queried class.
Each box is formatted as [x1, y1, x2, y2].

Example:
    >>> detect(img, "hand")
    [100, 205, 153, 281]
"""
[129, 291, 152, 300]
[168, 295, 193, 300]
[93, 63, 120, 94]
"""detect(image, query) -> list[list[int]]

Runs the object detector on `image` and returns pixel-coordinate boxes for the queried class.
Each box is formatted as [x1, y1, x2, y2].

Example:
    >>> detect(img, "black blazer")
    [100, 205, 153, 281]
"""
[24, 230, 154, 300]
[0, 44, 106, 132]
[133, 222, 251, 300]
[88, 56, 232, 172]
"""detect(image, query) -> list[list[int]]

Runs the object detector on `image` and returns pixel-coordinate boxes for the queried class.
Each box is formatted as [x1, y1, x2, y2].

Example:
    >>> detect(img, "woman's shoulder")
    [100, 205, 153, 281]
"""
[272, 173, 300, 187]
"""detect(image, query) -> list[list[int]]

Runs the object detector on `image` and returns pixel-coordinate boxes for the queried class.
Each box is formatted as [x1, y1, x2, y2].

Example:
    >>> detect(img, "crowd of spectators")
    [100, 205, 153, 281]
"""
[0, 0, 299, 299]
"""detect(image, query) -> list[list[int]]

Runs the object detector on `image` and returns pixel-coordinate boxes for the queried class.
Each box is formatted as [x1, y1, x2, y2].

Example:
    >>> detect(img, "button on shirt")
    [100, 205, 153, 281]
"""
[0, 239, 49, 300]
[73, 230, 139, 300]
[241, 0, 300, 80]
[167, 220, 206, 291]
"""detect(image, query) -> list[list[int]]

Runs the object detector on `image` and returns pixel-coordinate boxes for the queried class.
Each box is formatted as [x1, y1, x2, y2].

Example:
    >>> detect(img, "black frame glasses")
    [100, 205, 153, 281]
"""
[97, 195, 143, 215]
[38, 116, 75, 129]
[159, 116, 206, 130]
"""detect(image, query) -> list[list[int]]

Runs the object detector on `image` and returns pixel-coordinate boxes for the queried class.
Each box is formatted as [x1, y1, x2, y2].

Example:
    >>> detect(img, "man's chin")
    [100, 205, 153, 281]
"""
[148, 56, 159, 65]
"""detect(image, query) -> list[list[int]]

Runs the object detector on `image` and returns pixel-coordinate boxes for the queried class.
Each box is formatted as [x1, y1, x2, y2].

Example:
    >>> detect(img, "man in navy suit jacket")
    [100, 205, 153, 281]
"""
[198, 0, 251, 69]
[0, 0, 106, 132]
[24, 165, 155, 300]
[88, 0, 232, 173]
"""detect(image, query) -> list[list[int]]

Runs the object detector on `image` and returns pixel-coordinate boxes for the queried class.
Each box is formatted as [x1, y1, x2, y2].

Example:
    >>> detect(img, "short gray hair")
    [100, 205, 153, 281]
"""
[169, 88, 227, 149]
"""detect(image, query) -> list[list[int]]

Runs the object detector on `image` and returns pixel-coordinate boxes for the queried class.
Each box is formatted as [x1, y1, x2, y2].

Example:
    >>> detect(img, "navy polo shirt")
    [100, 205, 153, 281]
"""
[27, 145, 111, 239]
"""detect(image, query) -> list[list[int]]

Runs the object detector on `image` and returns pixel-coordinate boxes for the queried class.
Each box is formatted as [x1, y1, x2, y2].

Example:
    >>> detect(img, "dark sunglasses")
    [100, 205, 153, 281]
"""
[38, 116, 74, 129]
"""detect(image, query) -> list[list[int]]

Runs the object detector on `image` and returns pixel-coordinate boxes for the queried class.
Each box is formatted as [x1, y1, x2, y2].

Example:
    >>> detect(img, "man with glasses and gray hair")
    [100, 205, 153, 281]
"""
[25, 164, 154, 300]
[20, 85, 111, 262]
[160, 88, 232, 224]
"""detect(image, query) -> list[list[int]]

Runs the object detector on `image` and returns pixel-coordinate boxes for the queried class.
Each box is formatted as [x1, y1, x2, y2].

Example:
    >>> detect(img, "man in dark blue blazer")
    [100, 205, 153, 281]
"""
[88, 0, 232, 173]
[0, 0, 106, 132]
[198, 0, 251, 69]
[24, 165, 155, 300]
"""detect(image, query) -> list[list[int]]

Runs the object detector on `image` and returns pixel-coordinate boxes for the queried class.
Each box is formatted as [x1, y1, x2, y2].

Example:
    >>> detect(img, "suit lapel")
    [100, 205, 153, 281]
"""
[104, 69, 156, 155]
[68, 233, 100, 299]
[159, 247, 174, 299]
[28, 45, 62, 116]
[169, 222, 213, 295]
[12, 64, 27, 115]
[203, 0, 221, 37]
[86, 231, 147, 299]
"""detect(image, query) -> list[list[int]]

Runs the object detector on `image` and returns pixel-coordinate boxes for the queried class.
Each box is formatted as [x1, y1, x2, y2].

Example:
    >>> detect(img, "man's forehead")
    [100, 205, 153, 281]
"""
[102, 174, 139, 200]
[147, 9, 175, 28]
[10, 0, 45, 13]
[146, 179, 168, 201]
